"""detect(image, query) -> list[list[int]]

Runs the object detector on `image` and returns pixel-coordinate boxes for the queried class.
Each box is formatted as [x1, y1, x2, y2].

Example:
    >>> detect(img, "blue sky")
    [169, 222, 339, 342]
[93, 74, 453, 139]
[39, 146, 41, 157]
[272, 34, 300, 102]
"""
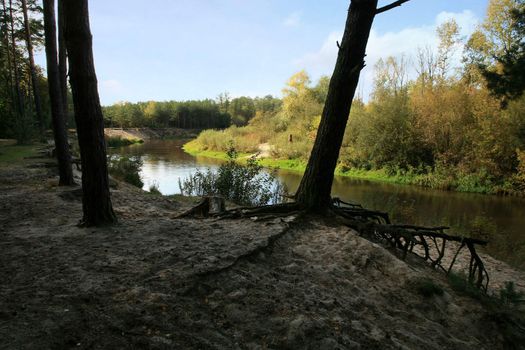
[36, 0, 490, 105]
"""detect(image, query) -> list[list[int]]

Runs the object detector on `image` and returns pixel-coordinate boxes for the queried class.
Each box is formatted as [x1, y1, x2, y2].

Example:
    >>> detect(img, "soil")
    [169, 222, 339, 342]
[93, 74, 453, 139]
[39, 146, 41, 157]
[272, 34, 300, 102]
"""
[1, 153, 525, 349]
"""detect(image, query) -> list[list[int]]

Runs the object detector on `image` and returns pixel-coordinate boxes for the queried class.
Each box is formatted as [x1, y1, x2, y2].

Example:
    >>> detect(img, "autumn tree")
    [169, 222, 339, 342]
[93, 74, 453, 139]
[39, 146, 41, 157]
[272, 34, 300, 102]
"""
[466, 0, 525, 103]
[295, 0, 412, 211]
[43, 0, 74, 185]
[63, 0, 116, 226]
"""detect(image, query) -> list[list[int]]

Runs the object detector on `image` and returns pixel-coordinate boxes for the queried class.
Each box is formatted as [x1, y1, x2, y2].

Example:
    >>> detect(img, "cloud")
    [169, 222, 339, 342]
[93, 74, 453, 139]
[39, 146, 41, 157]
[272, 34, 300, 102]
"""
[283, 12, 301, 28]
[294, 10, 480, 99]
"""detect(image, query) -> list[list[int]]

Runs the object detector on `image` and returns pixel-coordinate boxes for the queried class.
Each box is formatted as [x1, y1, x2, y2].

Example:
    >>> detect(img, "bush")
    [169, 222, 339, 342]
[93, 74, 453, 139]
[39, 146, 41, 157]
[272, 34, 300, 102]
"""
[108, 155, 144, 188]
[148, 181, 162, 195]
[179, 146, 285, 206]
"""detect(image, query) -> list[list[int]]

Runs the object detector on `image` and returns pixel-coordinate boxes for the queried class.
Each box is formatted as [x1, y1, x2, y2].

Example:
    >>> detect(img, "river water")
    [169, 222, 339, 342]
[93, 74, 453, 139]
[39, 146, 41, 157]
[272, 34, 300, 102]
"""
[112, 139, 525, 269]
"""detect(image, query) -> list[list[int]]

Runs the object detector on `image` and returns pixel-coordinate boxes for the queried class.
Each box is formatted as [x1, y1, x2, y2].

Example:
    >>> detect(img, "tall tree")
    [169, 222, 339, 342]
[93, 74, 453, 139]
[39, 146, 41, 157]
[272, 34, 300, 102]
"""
[57, 0, 68, 121]
[8, 0, 24, 118]
[295, 0, 411, 211]
[63, 0, 116, 226]
[43, 0, 74, 185]
[483, 4, 525, 102]
[21, 0, 44, 132]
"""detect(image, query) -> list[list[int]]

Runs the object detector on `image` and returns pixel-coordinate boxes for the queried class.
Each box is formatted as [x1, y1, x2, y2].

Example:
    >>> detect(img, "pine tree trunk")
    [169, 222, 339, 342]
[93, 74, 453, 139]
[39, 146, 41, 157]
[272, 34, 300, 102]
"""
[295, 0, 378, 211]
[8, 0, 24, 117]
[57, 0, 68, 122]
[21, 0, 44, 132]
[43, 0, 74, 186]
[1, 0, 14, 101]
[63, 0, 116, 226]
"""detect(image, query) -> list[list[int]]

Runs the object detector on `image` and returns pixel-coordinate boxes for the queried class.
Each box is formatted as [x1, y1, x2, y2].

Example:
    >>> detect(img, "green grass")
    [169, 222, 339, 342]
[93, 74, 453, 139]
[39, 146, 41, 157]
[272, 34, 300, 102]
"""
[0, 145, 38, 166]
[106, 136, 144, 148]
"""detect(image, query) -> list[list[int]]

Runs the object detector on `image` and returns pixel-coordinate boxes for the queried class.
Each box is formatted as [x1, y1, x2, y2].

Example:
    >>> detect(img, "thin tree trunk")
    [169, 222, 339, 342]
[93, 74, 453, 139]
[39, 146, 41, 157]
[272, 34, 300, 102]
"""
[295, 0, 378, 211]
[21, 0, 44, 132]
[43, 0, 74, 186]
[57, 0, 68, 123]
[8, 0, 24, 117]
[63, 0, 116, 226]
[1, 0, 14, 101]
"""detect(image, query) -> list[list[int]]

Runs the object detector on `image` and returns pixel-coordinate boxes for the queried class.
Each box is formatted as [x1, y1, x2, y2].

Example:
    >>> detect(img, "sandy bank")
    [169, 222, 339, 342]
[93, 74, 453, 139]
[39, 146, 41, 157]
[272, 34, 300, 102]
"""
[1, 152, 524, 349]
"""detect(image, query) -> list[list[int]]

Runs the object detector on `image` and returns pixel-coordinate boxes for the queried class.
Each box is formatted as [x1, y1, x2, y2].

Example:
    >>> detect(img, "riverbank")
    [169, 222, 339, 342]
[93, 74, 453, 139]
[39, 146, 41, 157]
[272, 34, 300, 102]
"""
[2, 144, 525, 348]
[183, 139, 524, 196]
[105, 127, 201, 143]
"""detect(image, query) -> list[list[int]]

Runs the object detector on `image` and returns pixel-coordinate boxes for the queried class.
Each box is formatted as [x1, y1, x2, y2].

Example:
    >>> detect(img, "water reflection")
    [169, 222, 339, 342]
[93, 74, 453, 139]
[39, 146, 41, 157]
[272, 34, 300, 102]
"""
[110, 140, 525, 269]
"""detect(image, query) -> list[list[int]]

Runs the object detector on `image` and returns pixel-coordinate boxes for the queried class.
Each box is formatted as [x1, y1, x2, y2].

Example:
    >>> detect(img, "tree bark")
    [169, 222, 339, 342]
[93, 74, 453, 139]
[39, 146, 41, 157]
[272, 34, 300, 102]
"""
[295, 0, 378, 211]
[43, 0, 74, 186]
[63, 0, 116, 226]
[21, 0, 44, 132]
[1, 0, 14, 101]
[57, 0, 68, 122]
[8, 0, 24, 117]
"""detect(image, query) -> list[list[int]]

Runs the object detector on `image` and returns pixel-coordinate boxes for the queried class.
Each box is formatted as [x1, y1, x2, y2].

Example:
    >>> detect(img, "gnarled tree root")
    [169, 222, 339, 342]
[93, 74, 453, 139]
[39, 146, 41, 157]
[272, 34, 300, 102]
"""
[177, 196, 490, 291]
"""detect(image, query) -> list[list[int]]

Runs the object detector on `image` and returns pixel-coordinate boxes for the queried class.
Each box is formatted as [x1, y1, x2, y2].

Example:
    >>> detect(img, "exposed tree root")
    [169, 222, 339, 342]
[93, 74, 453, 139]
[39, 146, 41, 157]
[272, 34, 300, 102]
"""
[178, 195, 490, 291]
[331, 199, 489, 292]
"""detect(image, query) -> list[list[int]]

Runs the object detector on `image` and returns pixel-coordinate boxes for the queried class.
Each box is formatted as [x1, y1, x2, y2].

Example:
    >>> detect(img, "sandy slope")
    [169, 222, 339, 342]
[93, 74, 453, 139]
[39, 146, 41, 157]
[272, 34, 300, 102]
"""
[1, 157, 524, 349]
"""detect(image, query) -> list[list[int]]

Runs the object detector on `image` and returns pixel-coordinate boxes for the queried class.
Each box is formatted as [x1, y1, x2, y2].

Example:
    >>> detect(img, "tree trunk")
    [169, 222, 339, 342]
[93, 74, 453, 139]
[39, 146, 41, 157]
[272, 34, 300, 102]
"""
[295, 0, 378, 211]
[63, 0, 116, 226]
[21, 0, 44, 132]
[43, 0, 74, 186]
[1, 0, 14, 101]
[8, 0, 24, 117]
[57, 0, 68, 122]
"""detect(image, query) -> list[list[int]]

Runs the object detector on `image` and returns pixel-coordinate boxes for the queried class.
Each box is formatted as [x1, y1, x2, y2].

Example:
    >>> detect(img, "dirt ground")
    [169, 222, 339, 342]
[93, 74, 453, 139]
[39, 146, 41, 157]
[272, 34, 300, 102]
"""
[1, 155, 525, 349]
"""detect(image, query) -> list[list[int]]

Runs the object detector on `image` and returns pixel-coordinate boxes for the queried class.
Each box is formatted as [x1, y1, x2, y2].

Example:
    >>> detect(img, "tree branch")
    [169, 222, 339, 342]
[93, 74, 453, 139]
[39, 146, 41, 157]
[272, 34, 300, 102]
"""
[375, 0, 411, 14]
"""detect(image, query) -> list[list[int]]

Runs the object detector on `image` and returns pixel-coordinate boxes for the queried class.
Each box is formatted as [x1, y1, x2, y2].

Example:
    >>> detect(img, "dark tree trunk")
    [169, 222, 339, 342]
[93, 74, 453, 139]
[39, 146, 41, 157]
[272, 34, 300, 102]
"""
[295, 0, 378, 211]
[43, 0, 74, 186]
[63, 0, 116, 226]
[21, 0, 44, 132]
[8, 0, 24, 117]
[57, 0, 68, 122]
[1, 0, 14, 100]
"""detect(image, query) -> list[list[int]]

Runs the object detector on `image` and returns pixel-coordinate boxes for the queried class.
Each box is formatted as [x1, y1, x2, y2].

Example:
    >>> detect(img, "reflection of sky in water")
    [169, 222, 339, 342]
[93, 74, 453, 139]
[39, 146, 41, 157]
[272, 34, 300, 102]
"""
[113, 140, 525, 268]
[140, 157, 218, 195]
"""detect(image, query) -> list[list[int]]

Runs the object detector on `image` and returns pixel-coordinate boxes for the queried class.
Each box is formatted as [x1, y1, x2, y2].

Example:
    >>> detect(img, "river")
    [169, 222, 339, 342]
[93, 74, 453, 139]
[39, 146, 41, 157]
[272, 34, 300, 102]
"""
[112, 139, 525, 269]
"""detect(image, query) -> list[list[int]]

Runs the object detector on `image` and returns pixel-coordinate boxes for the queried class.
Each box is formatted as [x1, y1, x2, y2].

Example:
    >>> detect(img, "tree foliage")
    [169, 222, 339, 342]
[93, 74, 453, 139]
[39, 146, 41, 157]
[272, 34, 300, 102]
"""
[191, 9, 525, 195]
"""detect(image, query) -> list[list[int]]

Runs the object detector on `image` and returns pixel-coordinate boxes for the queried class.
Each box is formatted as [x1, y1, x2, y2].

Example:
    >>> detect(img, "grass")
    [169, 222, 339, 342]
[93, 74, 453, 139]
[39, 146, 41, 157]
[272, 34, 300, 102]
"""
[184, 139, 515, 195]
[106, 136, 144, 148]
[0, 144, 38, 166]
[410, 278, 445, 298]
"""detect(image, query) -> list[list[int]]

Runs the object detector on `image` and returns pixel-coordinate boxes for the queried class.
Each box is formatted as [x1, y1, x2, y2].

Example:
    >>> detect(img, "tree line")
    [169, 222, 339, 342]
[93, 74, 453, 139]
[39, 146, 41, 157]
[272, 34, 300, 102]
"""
[192, 0, 525, 195]
[101, 95, 281, 129]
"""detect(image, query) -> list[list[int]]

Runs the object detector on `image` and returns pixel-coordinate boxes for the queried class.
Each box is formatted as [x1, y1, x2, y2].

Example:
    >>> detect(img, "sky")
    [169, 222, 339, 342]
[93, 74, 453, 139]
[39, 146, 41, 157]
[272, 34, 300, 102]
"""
[35, 0, 490, 105]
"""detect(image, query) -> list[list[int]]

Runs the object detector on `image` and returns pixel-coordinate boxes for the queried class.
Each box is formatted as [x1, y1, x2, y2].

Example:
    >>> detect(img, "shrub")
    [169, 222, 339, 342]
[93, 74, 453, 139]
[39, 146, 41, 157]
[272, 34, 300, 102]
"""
[179, 146, 285, 206]
[148, 181, 162, 195]
[108, 155, 144, 188]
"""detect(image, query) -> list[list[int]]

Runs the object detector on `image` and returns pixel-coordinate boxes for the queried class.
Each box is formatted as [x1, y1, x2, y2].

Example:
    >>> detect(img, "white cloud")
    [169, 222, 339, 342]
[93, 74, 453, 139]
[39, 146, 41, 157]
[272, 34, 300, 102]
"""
[283, 12, 302, 28]
[294, 10, 480, 99]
